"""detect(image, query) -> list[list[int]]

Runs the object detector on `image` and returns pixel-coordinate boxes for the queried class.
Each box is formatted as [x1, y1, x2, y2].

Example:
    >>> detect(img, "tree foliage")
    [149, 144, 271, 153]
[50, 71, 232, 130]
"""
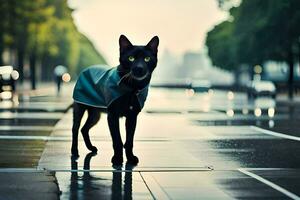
[76, 34, 106, 74]
[206, 0, 300, 98]
[0, 0, 106, 86]
[206, 20, 237, 71]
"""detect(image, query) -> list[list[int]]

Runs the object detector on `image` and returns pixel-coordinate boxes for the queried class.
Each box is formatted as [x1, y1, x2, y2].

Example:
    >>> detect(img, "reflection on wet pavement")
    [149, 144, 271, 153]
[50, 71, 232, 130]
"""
[0, 85, 72, 167]
[2, 87, 300, 199]
[57, 153, 152, 200]
[0, 140, 46, 167]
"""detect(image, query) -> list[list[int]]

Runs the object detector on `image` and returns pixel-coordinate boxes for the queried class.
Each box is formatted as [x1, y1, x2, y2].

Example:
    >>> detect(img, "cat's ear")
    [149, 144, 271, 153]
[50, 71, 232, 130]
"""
[146, 36, 159, 54]
[119, 35, 132, 52]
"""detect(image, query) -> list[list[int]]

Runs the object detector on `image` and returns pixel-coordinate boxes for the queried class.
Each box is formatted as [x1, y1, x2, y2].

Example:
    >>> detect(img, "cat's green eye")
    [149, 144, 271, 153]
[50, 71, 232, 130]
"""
[144, 57, 151, 62]
[128, 56, 135, 62]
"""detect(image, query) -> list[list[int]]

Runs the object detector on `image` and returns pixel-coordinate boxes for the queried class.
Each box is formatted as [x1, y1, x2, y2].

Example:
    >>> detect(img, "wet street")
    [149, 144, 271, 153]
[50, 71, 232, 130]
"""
[0, 86, 300, 199]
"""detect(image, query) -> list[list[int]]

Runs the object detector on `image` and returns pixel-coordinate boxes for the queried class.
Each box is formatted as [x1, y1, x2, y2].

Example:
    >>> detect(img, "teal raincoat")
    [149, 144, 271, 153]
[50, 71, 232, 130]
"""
[73, 65, 149, 109]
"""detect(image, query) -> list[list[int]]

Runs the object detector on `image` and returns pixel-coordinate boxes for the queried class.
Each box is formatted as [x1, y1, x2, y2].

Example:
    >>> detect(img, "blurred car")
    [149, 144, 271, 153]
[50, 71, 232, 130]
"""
[0, 66, 19, 99]
[247, 80, 276, 99]
[191, 79, 211, 92]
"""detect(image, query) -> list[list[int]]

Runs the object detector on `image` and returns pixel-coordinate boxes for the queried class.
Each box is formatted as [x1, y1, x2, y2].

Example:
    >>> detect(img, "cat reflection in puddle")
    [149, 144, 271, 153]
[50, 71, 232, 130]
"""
[69, 152, 135, 199]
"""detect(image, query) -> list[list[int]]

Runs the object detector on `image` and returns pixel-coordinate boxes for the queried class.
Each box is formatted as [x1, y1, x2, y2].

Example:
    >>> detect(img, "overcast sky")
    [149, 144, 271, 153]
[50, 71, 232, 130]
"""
[68, 0, 227, 66]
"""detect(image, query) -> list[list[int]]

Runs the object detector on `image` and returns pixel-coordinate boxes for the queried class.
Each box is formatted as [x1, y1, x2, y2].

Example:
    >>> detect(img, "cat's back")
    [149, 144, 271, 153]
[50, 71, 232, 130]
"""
[73, 64, 112, 108]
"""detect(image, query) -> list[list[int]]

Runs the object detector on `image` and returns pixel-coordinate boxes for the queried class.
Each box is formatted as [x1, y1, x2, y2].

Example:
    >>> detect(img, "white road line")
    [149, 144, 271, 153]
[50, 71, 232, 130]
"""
[0, 167, 212, 173]
[241, 168, 295, 171]
[37, 167, 213, 172]
[238, 168, 300, 200]
[0, 112, 63, 119]
[251, 126, 300, 142]
[140, 173, 170, 200]
[0, 135, 50, 140]
[0, 135, 72, 141]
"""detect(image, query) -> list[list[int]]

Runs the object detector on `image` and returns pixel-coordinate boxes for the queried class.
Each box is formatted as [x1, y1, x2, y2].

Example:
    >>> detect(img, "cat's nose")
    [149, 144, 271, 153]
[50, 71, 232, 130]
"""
[132, 66, 145, 76]
[136, 66, 143, 74]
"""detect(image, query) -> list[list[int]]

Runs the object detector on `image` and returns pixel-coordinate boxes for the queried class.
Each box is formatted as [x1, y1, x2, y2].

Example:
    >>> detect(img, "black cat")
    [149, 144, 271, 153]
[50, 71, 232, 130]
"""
[71, 35, 159, 165]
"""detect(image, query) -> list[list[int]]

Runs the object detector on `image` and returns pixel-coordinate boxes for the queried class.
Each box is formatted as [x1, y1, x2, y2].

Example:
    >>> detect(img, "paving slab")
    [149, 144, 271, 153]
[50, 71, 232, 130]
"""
[0, 171, 59, 200]
[30, 88, 300, 199]
[56, 171, 153, 200]
[38, 110, 219, 170]
[0, 140, 46, 168]
[185, 138, 300, 170]
[141, 170, 291, 200]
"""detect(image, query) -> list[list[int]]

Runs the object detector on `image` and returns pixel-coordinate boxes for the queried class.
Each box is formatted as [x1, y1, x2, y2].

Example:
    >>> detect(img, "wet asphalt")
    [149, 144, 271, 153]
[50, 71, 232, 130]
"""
[0, 86, 299, 199]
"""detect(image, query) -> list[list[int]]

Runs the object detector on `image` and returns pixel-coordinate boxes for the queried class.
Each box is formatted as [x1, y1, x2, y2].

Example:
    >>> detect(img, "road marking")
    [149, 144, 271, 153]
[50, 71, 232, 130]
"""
[0, 167, 212, 174]
[0, 134, 220, 142]
[238, 168, 300, 200]
[0, 135, 53, 140]
[0, 135, 50, 140]
[140, 173, 170, 200]
[0, 112, 63, 119]
[38, 167, 213, 173]
[241, 168, 290, 170]
[251, 126, 300, 142]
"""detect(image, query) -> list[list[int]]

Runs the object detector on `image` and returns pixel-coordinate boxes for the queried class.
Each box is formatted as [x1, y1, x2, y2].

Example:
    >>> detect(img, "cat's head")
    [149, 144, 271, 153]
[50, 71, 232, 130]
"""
[118, 35, 159, 82]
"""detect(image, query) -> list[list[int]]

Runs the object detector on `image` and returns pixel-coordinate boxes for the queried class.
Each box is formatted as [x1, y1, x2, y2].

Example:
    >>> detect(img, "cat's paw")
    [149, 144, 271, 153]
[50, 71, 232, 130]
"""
[126, 155, 139, 165]
[111, 155, 123, 166]
[87, 146, 98, 153]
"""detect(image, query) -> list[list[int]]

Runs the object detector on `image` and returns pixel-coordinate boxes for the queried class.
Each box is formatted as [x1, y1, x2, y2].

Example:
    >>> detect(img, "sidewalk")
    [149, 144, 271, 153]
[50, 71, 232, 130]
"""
[0, 83, 73, 200]
[38, 109, 230, 200]
[37, 105, 295, 199]
[1, 88, 300, 199]
[36, 88, 300, 199]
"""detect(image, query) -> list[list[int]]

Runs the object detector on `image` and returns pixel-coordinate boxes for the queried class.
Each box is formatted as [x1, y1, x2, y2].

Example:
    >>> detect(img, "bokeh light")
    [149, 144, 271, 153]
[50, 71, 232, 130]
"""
[62, 73, 71, 82]
[226, 109, 234, 117]
[227, 91, 234, 100]
[254, 108, 262, 117]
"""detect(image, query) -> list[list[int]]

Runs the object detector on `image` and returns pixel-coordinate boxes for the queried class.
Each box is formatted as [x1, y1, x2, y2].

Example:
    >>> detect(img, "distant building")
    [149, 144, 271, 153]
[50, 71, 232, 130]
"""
[153, 49, 233, 85]
[179, 50, 233, 85]
[152, 49, 180, 83]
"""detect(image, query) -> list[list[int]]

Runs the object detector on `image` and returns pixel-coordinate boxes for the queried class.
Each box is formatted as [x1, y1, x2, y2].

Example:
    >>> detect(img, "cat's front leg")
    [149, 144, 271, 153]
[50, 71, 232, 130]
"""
[125, 113, 139, 165]
[107, 112, 123, 165]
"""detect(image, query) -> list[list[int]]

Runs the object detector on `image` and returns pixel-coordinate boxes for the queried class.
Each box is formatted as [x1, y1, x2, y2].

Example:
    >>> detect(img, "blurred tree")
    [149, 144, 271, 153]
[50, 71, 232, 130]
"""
[76, 33, 107, 75]
[217, 0, 236, 10]
[207, 0, 300, 99]
[26, 0, 56, 89]
[0, 1, 5, 65]
[206, 20, 237, 72]
[41, 0, 107, 80]
[233, 0, 300, 98]
[1, 0, 17, 65]
[0, 0, 106, 88]
[40, 0, 80, 81]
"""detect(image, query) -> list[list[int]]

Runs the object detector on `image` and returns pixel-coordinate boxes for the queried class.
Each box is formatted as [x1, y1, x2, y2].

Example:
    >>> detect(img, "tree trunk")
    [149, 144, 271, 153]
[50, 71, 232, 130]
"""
[287, 50, 294, 100]
[233, 68, 240, 86]
[299, 41, 300, 76]
[17, 48, 24, 83]
[0, 33, 3, 65]
[0, 48, 3, 66]
[29, 53, 36, 90]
